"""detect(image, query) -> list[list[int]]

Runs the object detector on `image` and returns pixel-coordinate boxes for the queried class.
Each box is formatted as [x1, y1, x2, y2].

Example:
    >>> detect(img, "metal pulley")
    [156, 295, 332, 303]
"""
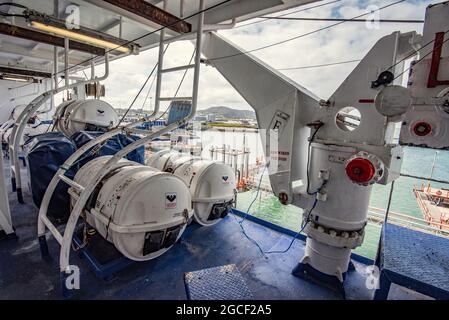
[85, 82, 106, 98]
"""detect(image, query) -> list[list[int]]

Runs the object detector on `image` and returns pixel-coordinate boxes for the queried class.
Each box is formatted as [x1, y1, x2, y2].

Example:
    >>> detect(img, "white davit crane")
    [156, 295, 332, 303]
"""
[201, 1, 449, 293]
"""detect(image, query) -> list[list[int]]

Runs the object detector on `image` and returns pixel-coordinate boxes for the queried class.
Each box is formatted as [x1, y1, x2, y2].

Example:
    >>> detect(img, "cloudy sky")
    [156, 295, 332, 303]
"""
[96, 0, 433, 112]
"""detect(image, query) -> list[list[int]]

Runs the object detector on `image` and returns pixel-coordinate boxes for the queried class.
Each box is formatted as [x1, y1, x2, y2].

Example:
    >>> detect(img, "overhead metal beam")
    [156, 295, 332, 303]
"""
[0, 66, 52, 78]
[0, 56, 53, 74]
[27, 11, 137, 52]
[0, 23, 106, 56]
[99, 18, 122, 33]
[86, 0, 191, 33]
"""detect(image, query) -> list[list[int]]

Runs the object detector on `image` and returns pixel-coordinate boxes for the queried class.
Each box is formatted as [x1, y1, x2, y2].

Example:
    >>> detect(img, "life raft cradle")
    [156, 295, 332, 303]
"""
[37, 0, 206, 298]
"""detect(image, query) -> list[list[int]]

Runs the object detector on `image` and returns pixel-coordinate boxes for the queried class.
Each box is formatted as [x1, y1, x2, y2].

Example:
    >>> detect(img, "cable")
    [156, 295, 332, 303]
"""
[306, 123, 324, 195]
[234, 133, 326, 256]
[116, 44, 170, 127]
[275, 24, 448, 85]
[234, 0, 342, 29]
[387, 29, 449, 73]
[233, 121, 325, 255]
[0, 2, 28, 9]
[231, 163, 268, 255]
[234, 191, 320, 256]
[90, 39, 197, 249]
[3, 0, 219, 134]
[260, 17, 424, 23]
[139, 71, 158, 115]
[277, 59, 361, 71]
[150, 48, 197, 123]
[174, 49, 196, 97]
[0, 12, 28, 18]
[239, 164, 267, 223]
[393, 33, 449, 81]
[0, 2, 29, 18]
[206, 0, 406, 63]
[265, 198, 318, 254]
[49, 0, 233, 79]
[263, 123, 326, 253]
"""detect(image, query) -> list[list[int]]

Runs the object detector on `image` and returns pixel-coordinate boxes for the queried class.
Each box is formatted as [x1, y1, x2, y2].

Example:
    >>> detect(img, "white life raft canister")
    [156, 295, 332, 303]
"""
[71, 156, 193, 261]
[55, 99, 119, 137]
[148, 150, 236, 226]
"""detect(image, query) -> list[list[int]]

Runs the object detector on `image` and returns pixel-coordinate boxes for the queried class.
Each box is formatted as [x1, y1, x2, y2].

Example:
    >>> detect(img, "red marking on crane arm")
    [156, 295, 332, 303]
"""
[427, 32, 449, 88]
[359, 99, 375, 103]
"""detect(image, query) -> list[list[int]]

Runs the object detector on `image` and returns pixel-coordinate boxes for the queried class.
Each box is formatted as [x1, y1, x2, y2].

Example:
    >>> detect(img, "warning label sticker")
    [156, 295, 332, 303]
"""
[165, 192, 177, 209]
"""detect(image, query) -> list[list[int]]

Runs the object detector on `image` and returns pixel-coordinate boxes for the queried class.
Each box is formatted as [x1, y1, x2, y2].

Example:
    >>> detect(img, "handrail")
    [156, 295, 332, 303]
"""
[368, 211, 449, 236]
[400, 173, 449, 185]
[57, 1, 205, 273]
[37, 0, 206, 282]
[369, 206, 441, 225]
[9, 53, 109, 203]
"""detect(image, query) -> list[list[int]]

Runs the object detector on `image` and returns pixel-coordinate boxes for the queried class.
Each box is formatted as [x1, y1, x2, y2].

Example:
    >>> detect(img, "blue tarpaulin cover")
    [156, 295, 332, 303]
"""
[24, 132, 77, 222]
[25, 131, 144, 222]
[71, 131, 145, 165]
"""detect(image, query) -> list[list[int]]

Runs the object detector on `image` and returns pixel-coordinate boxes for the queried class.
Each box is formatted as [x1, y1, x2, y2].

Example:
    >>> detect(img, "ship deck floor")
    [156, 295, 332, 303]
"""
[0, 158, 430, 300]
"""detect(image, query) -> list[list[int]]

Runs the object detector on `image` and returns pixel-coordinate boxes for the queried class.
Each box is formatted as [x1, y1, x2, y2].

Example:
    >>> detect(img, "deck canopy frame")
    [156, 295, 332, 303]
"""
[4, 0, 322, 202]
[0, 0, 318, 75]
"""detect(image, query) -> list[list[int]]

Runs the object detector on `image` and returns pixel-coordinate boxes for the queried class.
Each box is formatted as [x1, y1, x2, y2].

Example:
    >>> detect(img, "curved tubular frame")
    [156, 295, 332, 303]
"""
[9, 54, 110, 203]
[38, 0, 205, 277]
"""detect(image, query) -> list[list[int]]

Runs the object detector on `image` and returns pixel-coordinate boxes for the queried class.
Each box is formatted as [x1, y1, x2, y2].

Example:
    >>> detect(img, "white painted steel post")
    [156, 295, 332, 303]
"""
[154, 0, 167, 116]
[37, 111, 169, 248]
[49, 0, 205, 290]
[192, 0, 205, 113]
[0, 154, 14, 236]
[64, 38, 69, 88]
[9, 54, 109, 204]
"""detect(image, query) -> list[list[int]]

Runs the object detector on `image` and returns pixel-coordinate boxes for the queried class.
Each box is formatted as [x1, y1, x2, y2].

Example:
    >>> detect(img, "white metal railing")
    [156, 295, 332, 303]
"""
[37, 0, 206, 293]
[0, 154, 13, 236]
[368, 207, 449, 237]
[9, 41, 110, 204]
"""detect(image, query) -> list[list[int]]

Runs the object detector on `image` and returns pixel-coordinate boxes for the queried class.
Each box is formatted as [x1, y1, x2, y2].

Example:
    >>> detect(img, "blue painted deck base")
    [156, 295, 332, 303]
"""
[374, 223, 449, 300]
[0, 158, 432, 300]
[184, 264, 254, 300]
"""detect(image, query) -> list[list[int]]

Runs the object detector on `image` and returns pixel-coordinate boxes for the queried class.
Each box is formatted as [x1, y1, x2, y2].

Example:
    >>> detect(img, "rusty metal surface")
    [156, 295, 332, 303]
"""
[0, 66, 51, 78]
[0, 23, 105, 56]
[102, 0, 191, 33]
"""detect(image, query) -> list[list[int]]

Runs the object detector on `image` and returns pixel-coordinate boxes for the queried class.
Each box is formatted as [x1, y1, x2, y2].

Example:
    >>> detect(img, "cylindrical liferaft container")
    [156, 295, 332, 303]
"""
[71, 156, 193, 261]
[147, 149, 181, 172]
[55, 99, 119, 137]
[148, 150, 236, 226]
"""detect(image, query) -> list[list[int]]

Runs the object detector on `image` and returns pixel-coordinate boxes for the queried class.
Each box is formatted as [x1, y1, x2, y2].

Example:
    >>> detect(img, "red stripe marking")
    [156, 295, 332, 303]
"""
[427, 32, 449, 88]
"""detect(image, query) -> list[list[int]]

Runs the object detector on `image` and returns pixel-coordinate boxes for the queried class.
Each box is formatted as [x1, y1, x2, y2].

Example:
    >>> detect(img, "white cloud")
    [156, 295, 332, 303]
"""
[92, 0, 433, 112]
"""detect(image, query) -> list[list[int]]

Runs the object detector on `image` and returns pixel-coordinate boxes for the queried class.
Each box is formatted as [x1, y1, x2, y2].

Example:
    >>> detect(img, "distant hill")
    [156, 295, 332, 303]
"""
[198, 106, 256, 120]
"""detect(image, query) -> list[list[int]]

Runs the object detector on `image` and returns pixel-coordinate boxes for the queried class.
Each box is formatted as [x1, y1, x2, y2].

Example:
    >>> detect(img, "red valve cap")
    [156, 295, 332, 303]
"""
[345, 157, 376, 184]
